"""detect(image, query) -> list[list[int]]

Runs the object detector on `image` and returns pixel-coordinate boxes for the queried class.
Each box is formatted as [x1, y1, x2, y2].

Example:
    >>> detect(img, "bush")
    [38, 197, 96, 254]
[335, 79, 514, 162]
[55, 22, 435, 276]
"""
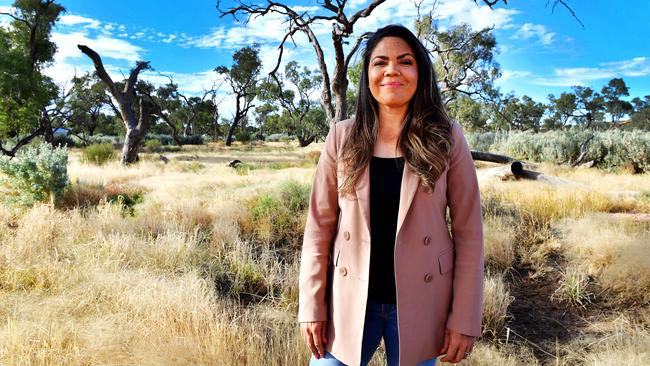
[145, 139, 163, 153]
[81, 143, 116, 165]
[466, 129, 650, 173]
[266, 133, 290, 142]
[51, 134, 76, 148]
[235, 131, 252, 143]
[0, 143, 70, 207]
[178, 135, 204, 145]
[240, 180, 310, 252]
[70, 134, 122, 147]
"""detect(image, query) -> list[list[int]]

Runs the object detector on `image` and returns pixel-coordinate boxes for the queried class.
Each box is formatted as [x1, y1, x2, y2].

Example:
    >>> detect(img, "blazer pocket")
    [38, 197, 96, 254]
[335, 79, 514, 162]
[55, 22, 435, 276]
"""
[438, 247, 455, 275]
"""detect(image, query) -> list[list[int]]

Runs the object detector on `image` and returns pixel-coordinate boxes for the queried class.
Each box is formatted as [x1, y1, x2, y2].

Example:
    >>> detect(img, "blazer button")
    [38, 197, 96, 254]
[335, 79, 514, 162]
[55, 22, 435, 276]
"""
[343, 231, 350, 240]
[423, 236, 431, 246]
[339, 267, 348, 276]
[424, 273, 433, 283]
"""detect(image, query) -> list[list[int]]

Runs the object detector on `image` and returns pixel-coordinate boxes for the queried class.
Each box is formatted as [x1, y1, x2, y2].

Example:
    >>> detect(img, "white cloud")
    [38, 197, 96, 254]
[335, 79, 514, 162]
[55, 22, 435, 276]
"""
[59, 14, 101, 29]
[162, 34, 177, 43]
[534, 57, 650, 87]
[499, 70, 532, 82]
[51, 32, 144, 63]
[513, 23, 555, 45]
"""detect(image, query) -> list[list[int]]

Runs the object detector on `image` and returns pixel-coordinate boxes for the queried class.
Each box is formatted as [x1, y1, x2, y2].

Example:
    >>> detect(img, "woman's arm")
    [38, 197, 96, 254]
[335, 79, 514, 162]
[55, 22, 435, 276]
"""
[298, 122, 341, 323]
[445, 121, 485, 337]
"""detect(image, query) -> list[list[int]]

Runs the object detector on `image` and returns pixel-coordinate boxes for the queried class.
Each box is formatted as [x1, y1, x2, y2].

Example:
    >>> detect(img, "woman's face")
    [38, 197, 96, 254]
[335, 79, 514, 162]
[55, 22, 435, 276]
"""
[367, 36, 418, 110]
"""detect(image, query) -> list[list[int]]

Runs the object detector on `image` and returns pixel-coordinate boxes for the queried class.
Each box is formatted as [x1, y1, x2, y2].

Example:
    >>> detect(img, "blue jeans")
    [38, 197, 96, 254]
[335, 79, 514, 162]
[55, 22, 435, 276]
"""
[309, 301, 437, 366]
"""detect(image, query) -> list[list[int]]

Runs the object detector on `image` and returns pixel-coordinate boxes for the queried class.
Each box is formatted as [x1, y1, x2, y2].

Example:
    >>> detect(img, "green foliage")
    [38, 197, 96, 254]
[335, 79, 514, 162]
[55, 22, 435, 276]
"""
[467, 129, 650, 173]
[0, 143, 69, 206]
[0, 1, 65, 154]
[235, 130, 251, 143]
[145, 139, 162, 153]
[240, 180, 310, 250]
[81, 143, 116, 165]
[107, 192, 144, 216]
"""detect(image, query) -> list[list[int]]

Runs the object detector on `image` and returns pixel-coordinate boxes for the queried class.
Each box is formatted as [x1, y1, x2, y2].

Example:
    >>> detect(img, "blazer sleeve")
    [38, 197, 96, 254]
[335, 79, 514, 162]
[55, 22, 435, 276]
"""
[445, 121, 484, 337]
[298, 122, 340, 323]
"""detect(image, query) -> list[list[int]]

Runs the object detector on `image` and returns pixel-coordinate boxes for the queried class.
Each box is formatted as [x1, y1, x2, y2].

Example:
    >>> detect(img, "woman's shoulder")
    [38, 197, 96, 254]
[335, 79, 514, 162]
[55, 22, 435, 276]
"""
[334, 117, 355, 133]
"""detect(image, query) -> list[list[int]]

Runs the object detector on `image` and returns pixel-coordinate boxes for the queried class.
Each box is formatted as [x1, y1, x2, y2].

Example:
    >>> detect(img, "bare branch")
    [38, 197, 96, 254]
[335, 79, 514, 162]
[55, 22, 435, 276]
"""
[77, 45, 120, 99]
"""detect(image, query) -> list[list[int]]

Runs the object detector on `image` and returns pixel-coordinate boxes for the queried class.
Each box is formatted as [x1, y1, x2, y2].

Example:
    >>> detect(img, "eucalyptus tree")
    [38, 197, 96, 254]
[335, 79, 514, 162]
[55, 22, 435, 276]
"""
[415, 14, 500, 105]
[216, 44, 261, 145]
[0, 0, 65, 157]
[78, 44, 152, 164]
[630, 96, 650, 130]
[601, 78, 633, 126]
[259, 61, 324, 146]
[67, 72, 110, 139]
[546, 92, 578, 130]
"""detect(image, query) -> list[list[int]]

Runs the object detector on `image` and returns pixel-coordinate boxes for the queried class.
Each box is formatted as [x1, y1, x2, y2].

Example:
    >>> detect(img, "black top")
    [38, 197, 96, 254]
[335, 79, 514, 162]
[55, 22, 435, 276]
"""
[368, 156, 404, 304]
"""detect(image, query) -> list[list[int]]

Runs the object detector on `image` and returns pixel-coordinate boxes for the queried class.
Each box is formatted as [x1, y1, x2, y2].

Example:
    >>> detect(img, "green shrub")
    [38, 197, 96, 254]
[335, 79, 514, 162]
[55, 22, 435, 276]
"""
[82, 143, 116, 165]
[145, 139, 162, 153]
[235, 131, 252, 143]
[240, 180, 310, 251]
[0, 143, 70, 207]
[51, 134, 76, 148]
[466, 129, 650, 172]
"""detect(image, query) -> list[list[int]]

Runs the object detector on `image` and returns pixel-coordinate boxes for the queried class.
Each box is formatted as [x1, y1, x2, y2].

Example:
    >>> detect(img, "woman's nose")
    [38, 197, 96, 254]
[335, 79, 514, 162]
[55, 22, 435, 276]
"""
[384, 63, 400, 76]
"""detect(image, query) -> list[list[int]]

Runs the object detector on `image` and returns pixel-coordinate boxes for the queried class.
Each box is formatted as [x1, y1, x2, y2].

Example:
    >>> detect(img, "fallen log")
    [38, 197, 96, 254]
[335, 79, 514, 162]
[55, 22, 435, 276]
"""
[471, 151, 515, 164]
[476, 161, 586, 187]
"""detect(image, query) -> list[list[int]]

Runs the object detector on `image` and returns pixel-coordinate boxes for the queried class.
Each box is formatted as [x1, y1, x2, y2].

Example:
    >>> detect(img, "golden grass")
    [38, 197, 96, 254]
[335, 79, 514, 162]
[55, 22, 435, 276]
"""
[0, 144, 648, 365]
[482, 216, 516, 270]
[482, 272, 514, 337]
[556, 214, 650, 305]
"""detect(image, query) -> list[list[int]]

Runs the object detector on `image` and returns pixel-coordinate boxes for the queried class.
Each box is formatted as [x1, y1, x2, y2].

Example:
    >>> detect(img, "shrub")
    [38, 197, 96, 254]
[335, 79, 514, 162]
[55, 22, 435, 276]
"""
[266, 133, 290, 142]
[71, 134, 122, 147]
[145, 139, 163, 153]
[240, 180, 310, 252]
[51, 134, 76, 148]
[466, 129, 650, 173]
[178, 135, 204, 145]
[81, 143, 116, 165]
[0, 143, 70, 207]
[235, 131, 252, 144]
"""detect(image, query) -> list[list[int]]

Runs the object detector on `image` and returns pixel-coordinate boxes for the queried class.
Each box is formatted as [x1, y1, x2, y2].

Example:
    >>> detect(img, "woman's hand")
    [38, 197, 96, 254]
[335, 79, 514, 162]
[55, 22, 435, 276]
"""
[439, 328, 476, 363]
[300, 321, 328, 359]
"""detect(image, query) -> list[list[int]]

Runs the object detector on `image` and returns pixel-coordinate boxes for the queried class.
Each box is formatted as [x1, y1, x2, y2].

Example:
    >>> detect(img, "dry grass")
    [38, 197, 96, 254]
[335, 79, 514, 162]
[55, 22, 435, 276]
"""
[482, 272, 514, 337]
[556, 214, 650, 305]
[0, 143, 648, 365]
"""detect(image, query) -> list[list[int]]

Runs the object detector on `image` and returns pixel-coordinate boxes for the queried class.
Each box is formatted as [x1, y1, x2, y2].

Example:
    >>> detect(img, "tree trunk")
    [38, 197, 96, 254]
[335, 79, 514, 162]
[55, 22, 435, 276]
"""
[77, 44, 150, 165]
[121, 127, 143, 164]
[298, 132, 316, 147]
[225, 118, 238, 146]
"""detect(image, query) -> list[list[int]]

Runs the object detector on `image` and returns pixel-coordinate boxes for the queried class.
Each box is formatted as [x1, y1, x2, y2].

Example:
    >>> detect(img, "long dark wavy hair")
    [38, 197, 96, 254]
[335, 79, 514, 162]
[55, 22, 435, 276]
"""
[339, 24, 453, 197]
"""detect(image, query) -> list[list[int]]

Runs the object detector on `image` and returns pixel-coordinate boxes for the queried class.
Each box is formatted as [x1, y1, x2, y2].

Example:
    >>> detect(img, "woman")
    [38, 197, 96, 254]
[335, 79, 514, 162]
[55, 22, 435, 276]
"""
[298, 24, 484, 366]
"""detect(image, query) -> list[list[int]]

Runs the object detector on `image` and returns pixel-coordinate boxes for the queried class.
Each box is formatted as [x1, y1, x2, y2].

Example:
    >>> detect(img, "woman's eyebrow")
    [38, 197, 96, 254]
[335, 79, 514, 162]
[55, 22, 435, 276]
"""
[371, 53, 415, 60]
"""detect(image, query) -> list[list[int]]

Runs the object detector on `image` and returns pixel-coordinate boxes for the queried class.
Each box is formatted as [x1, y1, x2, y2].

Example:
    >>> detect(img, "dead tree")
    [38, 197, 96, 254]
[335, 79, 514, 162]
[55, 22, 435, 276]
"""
[218, 0, 385, 124]
[78, 45, 151, 164]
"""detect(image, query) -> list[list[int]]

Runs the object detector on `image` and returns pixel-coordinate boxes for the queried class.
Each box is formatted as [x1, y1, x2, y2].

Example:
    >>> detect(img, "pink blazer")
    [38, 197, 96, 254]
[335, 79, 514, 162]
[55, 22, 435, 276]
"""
[298, 118, 484, 366]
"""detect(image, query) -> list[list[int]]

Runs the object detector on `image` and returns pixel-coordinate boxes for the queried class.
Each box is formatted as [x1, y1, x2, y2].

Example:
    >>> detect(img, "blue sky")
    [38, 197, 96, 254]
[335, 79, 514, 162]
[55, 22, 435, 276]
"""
[1, 0, 649, 116]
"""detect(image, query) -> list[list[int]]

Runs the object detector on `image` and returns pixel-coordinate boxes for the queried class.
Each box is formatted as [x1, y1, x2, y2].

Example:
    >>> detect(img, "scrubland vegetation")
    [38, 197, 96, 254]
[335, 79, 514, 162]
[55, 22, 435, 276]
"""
[0, 140, 648, 366]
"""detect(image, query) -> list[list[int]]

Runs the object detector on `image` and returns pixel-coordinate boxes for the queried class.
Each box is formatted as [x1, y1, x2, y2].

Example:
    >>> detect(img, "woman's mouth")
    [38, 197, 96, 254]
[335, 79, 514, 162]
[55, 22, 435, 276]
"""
[381, 82, 402, 87]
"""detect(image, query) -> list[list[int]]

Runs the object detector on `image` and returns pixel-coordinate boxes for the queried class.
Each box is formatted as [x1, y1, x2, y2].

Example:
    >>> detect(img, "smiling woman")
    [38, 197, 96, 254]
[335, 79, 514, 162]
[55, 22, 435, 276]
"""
[367, 37, 419, 112]
[298, 24, 484, 366]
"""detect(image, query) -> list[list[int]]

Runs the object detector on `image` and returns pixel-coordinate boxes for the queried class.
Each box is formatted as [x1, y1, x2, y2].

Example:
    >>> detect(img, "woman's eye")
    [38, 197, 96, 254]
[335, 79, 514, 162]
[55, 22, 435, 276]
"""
[401, 60, 413, 65]
[373, 62, 385, 66]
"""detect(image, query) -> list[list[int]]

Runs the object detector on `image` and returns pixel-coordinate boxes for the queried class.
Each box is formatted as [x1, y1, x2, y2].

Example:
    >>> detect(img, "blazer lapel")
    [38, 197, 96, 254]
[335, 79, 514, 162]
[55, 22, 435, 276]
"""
[396, 164, 419, 238]
[354, 164, 371, 233]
